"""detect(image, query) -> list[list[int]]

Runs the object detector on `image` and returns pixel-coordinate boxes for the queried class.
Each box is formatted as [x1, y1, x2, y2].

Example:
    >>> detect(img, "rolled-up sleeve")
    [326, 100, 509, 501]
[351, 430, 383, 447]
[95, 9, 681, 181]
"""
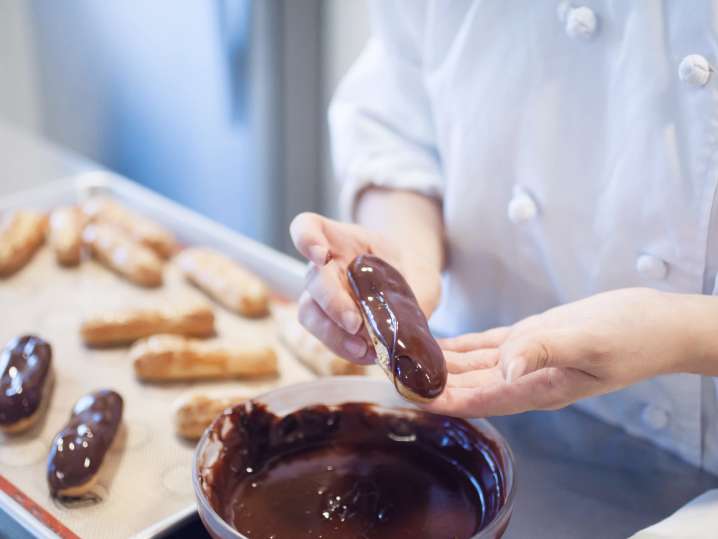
[329, 0, 442, 219]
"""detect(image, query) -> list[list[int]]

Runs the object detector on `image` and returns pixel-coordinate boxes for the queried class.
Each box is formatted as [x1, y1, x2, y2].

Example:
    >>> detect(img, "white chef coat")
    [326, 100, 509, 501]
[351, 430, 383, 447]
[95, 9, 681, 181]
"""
[330, 0, 718, 477]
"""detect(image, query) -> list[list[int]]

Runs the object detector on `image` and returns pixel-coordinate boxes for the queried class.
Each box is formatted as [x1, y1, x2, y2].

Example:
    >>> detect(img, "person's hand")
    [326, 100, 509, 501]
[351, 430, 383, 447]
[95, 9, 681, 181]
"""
[421, 288, 695, 418]
[290, 212, 442, 363]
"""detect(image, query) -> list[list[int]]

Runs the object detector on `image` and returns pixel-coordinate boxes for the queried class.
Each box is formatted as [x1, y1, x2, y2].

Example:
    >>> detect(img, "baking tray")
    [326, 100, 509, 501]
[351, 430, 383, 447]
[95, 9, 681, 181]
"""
[0, 171, 311, 538]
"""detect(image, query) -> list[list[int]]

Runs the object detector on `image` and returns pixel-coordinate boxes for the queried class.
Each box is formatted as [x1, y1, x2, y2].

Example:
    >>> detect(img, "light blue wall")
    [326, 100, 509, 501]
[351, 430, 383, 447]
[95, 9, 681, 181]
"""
[29, 0, 263, 239]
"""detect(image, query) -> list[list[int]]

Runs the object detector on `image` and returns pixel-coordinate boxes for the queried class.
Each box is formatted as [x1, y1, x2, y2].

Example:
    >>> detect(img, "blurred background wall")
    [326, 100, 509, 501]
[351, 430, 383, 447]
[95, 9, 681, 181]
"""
[0, 0, 369, 254]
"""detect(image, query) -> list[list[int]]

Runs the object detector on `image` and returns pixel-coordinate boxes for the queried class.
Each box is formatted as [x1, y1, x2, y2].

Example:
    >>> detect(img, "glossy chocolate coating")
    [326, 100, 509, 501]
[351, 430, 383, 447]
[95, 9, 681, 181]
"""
[347, 254, 447, 399]
[199, 402, 506, 539]
[47, 389, 123, 496]
[0, 335, 52, 426]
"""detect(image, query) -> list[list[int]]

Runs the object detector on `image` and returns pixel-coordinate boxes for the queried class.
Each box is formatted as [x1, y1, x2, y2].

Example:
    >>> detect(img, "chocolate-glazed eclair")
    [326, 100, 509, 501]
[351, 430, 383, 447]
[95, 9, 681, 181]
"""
[347, 254, 447, 402]
[0, 335, 53, 433]
[47, 389, 123, 498]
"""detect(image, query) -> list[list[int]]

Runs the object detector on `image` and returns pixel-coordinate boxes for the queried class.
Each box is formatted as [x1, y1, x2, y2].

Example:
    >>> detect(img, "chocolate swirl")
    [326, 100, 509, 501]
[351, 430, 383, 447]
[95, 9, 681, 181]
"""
[0, 335, 52, 426]
[47, 389, 123, 496]
[347, 254, 447, 400]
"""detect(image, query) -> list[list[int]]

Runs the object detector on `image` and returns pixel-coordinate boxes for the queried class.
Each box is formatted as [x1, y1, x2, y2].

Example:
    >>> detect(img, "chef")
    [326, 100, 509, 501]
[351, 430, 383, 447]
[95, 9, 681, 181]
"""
[291, 1, 718, 533]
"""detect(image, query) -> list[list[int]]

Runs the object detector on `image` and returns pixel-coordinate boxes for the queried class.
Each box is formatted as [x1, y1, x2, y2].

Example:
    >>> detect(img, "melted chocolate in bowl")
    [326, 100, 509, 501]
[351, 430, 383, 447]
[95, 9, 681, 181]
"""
[198, 402, 507, 539]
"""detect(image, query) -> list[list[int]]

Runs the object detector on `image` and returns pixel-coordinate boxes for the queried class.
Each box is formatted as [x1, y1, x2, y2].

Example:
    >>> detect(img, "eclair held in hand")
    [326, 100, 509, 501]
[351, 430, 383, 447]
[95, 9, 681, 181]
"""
[347, 254, 447, 403]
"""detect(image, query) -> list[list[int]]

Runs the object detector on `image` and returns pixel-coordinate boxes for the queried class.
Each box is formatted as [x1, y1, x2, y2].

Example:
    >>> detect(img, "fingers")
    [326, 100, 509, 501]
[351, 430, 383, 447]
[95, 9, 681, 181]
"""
[420, 367, 596, 417]
[305, 262, 362, 334]
[418, 381, 533, 419]
[298, 292, 375, 364]
[439, 328, 507, 375]
[438, 327, 510, 352]
[498, 330, 593, 382]
[292, 213, 366, 335]
[444, 349, 499, 374]
[290, 212, 331, 266]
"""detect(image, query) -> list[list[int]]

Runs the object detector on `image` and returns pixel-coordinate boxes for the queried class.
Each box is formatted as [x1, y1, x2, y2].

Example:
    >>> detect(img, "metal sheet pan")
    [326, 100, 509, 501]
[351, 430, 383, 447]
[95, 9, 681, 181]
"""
[0, 171, 310, 538]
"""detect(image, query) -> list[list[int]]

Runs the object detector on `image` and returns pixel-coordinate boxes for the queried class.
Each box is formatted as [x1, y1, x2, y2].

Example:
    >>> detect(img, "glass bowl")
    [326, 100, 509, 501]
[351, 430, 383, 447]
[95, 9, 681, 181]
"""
[192, 376, 516, 539]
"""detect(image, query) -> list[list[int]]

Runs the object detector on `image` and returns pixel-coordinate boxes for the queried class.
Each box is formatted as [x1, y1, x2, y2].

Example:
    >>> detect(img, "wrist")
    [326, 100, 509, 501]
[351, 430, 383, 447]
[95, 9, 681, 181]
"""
[399, 249, 442, 314]
[669, 292, 718, 376]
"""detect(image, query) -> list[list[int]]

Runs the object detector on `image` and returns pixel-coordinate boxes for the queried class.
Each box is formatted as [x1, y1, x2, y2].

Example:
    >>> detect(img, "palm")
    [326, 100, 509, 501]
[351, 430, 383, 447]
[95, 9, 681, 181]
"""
[422, 331, 599, 418]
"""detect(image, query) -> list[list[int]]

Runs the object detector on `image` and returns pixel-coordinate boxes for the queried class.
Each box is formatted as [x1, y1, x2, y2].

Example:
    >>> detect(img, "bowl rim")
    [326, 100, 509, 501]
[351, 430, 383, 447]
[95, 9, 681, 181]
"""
[192, 376, 517, 539]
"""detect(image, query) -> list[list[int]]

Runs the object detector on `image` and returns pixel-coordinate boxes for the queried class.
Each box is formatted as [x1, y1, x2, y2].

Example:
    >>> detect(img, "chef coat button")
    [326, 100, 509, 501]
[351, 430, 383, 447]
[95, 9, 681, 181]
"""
[507, 187, 538, 224]
[636, 254, 668, 280]
[678, 54, 712, 86]
[641, 404, 670, 431]
[565, 6, 598, 40]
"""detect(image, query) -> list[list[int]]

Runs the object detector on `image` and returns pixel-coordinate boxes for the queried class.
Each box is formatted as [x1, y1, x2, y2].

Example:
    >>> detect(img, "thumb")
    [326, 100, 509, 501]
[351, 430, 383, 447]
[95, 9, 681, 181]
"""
[290, 212, 332, 266]
[499, 330, 588, 382]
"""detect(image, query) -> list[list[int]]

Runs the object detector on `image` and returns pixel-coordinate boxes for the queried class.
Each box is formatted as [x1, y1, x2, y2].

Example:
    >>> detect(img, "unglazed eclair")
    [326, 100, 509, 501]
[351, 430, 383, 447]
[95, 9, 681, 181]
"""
[347, 254, 447, 403]
[176, 247, 269, 317]
[82, 196, 177, 258]
[83, 223, 164, 287]
[80, 303, 215, 346]
[0, 210, 48, 277]
[173, 393, 246, 440]
[131, 334, 278, 382]
[48, 206, 85, 266]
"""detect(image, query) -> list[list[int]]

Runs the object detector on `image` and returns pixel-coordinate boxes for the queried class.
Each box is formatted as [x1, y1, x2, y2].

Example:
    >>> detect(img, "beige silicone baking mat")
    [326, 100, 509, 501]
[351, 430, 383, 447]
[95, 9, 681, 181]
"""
[0, 241, 315, 538]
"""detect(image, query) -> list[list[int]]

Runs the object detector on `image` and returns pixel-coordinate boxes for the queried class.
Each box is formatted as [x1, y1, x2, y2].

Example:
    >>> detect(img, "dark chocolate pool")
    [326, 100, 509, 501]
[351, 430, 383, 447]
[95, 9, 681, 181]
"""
[197, 401, 510, 539]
